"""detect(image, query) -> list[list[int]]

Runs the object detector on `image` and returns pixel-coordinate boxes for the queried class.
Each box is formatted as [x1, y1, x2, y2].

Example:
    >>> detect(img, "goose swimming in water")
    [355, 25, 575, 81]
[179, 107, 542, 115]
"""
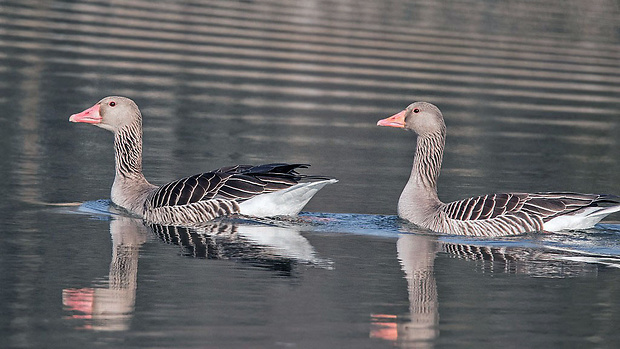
[69, 96, 336, 226]
[378, 101, 620, 236]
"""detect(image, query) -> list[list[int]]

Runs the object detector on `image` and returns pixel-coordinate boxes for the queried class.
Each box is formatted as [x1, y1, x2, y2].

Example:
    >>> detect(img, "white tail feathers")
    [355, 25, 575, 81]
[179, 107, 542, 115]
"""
[544, 205, 620, 232]
[239, 179, 338, 217]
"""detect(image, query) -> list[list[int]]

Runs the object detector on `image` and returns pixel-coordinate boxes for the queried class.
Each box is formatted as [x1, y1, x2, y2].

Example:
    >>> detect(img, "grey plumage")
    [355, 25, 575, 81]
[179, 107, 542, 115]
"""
[148, 164, 312, 208]
[143, 164, 316, 225]
[378, 102, 620, 236]
[443, 192, 617, 222]
[70, 96, 334, 226]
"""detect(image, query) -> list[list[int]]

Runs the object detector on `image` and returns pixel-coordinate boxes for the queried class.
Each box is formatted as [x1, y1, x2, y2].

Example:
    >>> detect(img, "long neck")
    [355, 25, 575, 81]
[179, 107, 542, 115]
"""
[400, 129, 446, 213]
[411, 130, 445, 193]
[398, 130, 445, 223]
[111, 120, 155, 215]
[114, 121, 144, 179]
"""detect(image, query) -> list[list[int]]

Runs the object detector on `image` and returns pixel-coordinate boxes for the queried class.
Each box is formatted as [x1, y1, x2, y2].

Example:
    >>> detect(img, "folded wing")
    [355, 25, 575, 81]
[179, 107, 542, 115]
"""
[146, 163, 319, 209]
[442, 192, 620, 222]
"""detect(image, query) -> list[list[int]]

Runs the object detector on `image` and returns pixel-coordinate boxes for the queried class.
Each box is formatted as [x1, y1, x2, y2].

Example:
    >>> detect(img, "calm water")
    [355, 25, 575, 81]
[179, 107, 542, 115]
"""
[1, 0, 620, 348]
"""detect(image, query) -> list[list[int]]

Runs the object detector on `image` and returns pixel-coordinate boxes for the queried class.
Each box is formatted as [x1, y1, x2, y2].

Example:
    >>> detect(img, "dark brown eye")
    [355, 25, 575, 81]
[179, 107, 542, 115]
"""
[109, 101, 116, 107]
[413, 108, 420, 113]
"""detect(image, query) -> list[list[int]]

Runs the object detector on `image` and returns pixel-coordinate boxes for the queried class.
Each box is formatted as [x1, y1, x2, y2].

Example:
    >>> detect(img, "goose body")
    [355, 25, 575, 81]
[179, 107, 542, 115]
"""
[70, 96, 336, 226]
[378, 102, 620, 236]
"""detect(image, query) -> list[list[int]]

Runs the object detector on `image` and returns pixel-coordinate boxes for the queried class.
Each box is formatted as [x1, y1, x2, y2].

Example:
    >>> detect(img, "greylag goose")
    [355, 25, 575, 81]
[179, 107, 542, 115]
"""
[69, 96, 336, 226]
[378, 102, 620, 236]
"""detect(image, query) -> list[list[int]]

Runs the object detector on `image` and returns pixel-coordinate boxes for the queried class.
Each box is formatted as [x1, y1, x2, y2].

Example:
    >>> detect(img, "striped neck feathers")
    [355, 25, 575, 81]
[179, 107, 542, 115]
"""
[114, 120, 144, 179]
[412, 129, 445, 191]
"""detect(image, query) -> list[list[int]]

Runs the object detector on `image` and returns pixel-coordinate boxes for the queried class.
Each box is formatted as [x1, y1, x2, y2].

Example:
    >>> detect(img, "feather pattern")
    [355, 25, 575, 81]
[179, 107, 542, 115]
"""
[440, 192, 610, 222]
[378, 102, 620, 236]
[146, 163, 313, 209]
[69, 96, 336, 226]
[141, 163, 334, 225]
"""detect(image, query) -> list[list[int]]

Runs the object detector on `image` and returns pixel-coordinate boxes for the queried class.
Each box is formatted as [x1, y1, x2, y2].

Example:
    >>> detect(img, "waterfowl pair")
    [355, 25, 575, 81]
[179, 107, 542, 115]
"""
[69, 97, 619, 236]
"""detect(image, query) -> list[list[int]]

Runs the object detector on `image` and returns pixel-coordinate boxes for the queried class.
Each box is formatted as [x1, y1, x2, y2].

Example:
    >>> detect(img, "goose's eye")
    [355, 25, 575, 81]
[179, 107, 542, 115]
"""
[413, 108, 420, 113]
[109, 101, 116, 107]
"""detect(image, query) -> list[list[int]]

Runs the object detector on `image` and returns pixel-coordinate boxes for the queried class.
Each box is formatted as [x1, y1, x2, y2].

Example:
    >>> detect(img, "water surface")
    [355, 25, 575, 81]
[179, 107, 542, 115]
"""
[1, 0, 619, 348]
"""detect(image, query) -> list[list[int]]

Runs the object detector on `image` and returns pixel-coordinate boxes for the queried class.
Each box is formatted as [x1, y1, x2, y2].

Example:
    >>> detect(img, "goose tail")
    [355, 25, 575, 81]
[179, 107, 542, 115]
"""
[544, 204, 620, 231]
[239, 179, 338, 217]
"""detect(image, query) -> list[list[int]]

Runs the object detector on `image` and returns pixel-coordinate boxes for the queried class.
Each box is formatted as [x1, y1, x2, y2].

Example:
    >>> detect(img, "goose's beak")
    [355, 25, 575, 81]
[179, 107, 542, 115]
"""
[377, 109, 406, 128]
[69, 103, 102, 124]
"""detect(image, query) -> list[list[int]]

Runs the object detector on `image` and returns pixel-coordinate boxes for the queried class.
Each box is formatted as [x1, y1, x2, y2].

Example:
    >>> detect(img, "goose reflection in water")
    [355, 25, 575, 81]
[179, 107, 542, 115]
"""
[370, 229, 608, 347]
[62, 204, 329, 331]
[62, 215, 146, 331]
[369, 233, 439, 347]
[370, 234, 439, 347]
[148, 219, 331, 271]
[61, 205, 616, 338]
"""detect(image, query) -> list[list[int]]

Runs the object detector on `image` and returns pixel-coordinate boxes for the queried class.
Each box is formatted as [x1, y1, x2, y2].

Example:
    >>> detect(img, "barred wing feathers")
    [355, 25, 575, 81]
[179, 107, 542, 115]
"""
[442, 192, 620, 223]
[146, 163, 315, 209]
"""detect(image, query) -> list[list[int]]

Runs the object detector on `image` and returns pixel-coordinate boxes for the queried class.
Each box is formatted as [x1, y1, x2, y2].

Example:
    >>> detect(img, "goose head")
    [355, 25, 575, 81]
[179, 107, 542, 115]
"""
[377, 102, 445, 136]
[69, 96, 141, 133]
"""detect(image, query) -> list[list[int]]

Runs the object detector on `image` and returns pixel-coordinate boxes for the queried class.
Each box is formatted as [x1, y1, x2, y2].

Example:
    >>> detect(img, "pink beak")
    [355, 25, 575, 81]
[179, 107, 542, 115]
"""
[377, 109, 407, 128]
[69, 103, 102, 124]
